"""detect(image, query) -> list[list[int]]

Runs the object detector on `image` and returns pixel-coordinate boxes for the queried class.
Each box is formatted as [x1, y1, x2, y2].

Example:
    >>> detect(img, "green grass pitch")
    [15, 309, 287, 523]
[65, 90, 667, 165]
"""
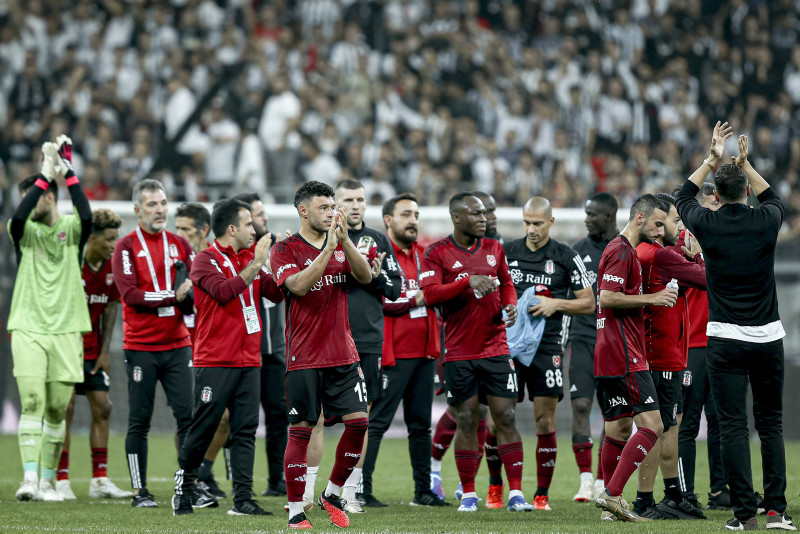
[1, 432, 798, 533]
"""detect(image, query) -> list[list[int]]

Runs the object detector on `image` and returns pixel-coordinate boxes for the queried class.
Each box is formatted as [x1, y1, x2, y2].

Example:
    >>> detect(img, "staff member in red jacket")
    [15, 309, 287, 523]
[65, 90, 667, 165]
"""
[112, 179, 195, 508]
[632, 193, 707, 520]
[172, 199, 283, 517]
[359, 193, 447, 507]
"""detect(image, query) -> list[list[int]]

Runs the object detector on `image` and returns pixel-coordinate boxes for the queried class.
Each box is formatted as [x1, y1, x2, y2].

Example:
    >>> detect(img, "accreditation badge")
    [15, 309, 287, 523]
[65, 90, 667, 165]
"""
[243, 305, 261, 335]
[158, 306, 176, 317]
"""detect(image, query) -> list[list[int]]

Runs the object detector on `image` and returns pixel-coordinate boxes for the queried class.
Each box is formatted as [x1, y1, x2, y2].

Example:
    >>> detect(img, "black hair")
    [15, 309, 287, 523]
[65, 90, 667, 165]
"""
[448, 191, 477, 213]
[211, 199, 251, 237]
[382, 192, 418, 218]
[587, 191, 618, 213]
[628, 194, 669, 221]
[294, 181, 335, 208]
[19, 174, 58, 196]
[713, 164, 748, 203]
[233, 192, 261, 205]
[654, 192, 676, 209]
[176, 202, 211, 232]
[697, 182, 717, 199]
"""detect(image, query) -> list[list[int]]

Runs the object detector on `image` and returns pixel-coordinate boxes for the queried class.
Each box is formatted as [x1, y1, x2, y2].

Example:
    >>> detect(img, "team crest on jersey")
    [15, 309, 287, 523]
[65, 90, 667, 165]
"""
[509, 358, 515, 371]
[552, 355, 561, 368]
[169, 244, 179, 258]
[486, 254, 496, 267]
[201, 386, 212, 403]
[545, 259, 555, 274]
[58, 231, 66, 242]
[357, 366, 365, 380]
[334, 250, 345, 263]
[132, 366, 143, 382]
[105, 273, 114, 286]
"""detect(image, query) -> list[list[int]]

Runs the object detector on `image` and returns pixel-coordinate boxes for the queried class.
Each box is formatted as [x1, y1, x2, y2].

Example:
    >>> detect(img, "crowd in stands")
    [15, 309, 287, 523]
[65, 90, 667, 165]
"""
[1, 0, 799, 238]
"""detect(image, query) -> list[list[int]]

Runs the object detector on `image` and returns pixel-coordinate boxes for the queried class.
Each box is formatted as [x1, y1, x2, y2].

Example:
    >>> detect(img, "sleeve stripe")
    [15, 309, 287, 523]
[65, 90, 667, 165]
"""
[572, 255, 592, 288]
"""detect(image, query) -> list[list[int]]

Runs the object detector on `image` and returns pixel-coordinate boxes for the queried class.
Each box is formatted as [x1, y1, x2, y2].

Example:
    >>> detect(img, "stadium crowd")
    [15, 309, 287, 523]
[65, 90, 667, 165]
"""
[0, 0, 800, 239]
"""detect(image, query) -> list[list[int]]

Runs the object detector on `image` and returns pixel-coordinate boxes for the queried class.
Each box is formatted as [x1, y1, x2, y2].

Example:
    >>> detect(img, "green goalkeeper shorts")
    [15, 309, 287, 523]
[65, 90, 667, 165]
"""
[11, 330, 84, 383]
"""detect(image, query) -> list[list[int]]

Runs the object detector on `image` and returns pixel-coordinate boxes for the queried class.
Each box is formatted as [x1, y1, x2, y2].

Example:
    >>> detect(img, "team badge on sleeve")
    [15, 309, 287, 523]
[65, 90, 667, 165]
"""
[201, 386, 212, 403]
[486, 254, 496, 267]
[105, 273, 114, 286]
[552, 355, 561, 368]
[545, 259, 555, 274]
[335, 250, 345, 263]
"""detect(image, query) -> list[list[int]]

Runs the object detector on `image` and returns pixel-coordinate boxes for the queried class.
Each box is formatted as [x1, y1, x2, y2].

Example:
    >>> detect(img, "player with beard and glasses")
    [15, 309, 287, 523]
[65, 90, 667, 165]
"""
[271, 181, 372, 529]
[359, 193, 448, 507]
[9, 139, 92, 502]
[421, 192, 533, 514]
[333, 179, 402, 512]
[567, 192, 619, 502]
[58, 209, 132, 501]
[631, 193, 708, 521]
[112, 179, 203, 508]
[172, 199, 283, 517]
[503, 197, 595, 511]
[676, 183, 732, 513]
[234, 192, 290, 499]
[593, 194, 677, 522]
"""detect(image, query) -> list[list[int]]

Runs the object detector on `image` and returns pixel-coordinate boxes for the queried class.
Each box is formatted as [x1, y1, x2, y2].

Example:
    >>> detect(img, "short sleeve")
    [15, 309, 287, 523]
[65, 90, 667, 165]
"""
[270, 242, 300, 287]
[598, 252, 628, 293]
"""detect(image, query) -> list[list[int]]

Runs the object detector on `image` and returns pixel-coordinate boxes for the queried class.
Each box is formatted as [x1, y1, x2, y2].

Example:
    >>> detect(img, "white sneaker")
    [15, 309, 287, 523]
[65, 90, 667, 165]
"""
[89, 477, 134, 499]
[16, 479, 38, 501]
[56, 479, 77, 500]
[344, 499, 365, 514]
[35, 480, 65, 502]
[592, 479, 605, 501]
[573, 479, 594, 502]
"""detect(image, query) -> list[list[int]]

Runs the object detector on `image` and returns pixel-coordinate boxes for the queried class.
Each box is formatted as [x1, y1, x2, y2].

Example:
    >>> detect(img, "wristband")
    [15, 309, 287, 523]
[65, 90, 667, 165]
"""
[65, 176, 80, 186]
[35, 178, 50, 190]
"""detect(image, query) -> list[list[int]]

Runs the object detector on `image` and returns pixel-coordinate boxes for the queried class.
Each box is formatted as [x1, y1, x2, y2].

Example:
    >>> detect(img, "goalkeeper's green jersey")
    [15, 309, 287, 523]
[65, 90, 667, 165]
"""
[7, 214, 91, 334]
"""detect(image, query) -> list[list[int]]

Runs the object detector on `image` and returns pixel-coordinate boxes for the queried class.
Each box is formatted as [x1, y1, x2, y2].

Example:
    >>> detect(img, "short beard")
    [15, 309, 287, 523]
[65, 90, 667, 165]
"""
[638, 227, 654, 245]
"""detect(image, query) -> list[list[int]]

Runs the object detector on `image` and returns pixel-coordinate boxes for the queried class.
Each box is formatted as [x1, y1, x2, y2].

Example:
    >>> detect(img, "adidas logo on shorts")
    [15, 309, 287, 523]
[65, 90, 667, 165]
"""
[289, 408, 299, 415]
[570, 384, 577, 392]
[644, 396, 655, 404]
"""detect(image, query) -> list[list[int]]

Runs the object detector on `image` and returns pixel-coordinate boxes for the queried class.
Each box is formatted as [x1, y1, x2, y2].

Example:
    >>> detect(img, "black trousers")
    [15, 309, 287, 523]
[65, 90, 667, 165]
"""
[362, 358, 434, 497]
[125, 347, 193, 490]
[707, 337, 787, 519]
[177, 366, 260, 503]
[678, 346, 727, 494]
[260, 351, 288, 486]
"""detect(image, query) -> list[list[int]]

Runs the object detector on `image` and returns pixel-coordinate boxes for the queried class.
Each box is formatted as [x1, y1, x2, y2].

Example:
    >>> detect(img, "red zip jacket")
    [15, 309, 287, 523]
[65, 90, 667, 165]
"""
[190, 241, 283, 367]
[112, 227, 193, 351]
[382, 240, 441, 366]
[636, 241, 707, 371]
[678, 231, 710, 348]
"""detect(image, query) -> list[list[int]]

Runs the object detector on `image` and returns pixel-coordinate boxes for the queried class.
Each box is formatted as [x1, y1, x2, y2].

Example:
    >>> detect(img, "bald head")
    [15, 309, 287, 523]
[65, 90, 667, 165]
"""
[523, 197, 552, 218]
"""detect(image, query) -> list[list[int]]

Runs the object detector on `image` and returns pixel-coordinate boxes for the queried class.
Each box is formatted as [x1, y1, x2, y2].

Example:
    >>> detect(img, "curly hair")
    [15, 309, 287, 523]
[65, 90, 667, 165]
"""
[91, 208, 122, 234]
[294, 181, 335, 208]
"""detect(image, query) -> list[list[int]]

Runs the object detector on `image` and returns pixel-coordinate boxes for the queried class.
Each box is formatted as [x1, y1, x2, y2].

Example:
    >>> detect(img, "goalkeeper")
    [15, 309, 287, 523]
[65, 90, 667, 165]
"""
[7, 137, 92, 501]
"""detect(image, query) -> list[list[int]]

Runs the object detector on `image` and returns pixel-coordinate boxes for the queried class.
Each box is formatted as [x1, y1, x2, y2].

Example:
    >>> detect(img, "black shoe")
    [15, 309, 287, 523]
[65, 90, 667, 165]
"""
[356, 492, 387, 508]
[288, 511, 313, 528]
[192, 486, 219, 509]
[172, 494, 193, 516]
[411, 491, 452, 507]
[262, 479, 287, 497]
[198, 479, 227, 500]
[132, 489, 158, 508]
[724, 516, 758, 530]
[683, 493, 706, 516]
[633, 498, 675, 520]
[657, 497, 706, 520]
[228, 499, 272, 516]
[708, 489, 733, 511]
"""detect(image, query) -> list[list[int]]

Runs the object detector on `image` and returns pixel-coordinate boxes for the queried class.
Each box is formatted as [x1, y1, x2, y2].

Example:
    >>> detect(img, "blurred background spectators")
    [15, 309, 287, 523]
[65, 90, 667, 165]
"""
[1, 0, 799, 241]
